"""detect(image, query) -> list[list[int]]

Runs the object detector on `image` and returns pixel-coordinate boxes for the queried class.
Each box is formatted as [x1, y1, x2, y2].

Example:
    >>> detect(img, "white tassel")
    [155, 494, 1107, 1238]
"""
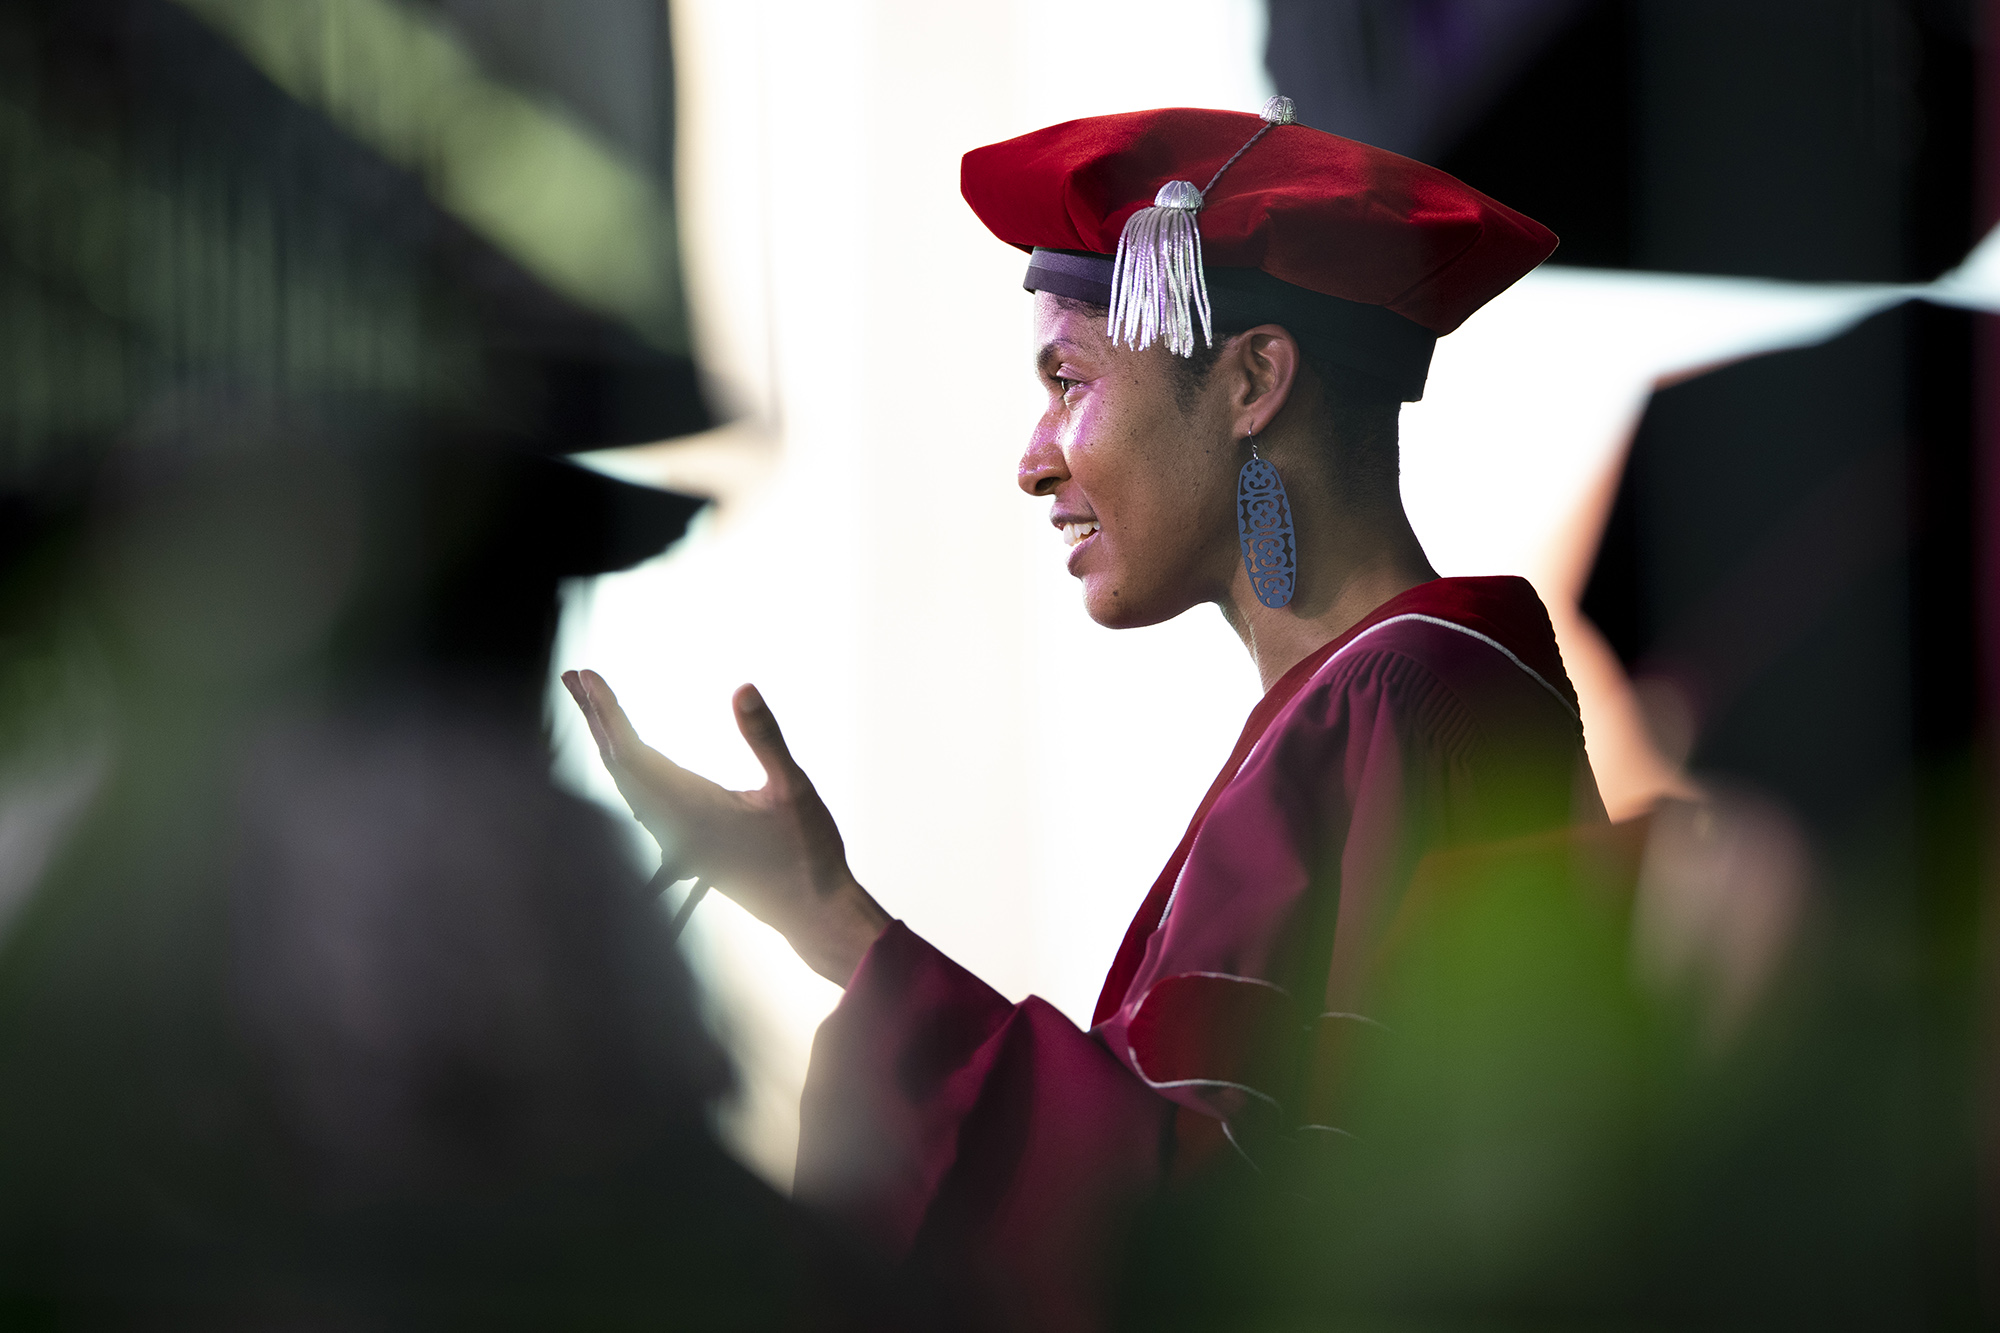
[1108, 179, 1210, 358]
[1106, 97, 1296, 358]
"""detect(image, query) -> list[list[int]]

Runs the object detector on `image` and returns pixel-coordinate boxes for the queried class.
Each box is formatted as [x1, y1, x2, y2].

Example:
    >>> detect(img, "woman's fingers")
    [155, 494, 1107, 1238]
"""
[564, 669, 806, 822]
[557, 672, 877, 979]
[560, 670, 612, 754]
[569, 669, 654, 769]
[732, 684, 806, 793]
[562, 668, 715, 838]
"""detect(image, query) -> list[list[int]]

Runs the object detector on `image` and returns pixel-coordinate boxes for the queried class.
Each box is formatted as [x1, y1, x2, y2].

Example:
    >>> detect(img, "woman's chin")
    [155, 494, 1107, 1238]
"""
[1080, 578, 1186, 631]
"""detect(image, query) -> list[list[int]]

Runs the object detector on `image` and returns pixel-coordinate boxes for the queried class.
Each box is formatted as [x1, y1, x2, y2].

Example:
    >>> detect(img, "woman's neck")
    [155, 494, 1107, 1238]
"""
[1221, 504, 1439, 692]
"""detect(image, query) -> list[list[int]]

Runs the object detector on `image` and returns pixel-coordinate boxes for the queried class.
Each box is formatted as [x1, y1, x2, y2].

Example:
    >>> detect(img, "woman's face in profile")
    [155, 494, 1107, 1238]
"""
[1019, 292, 1242, 630]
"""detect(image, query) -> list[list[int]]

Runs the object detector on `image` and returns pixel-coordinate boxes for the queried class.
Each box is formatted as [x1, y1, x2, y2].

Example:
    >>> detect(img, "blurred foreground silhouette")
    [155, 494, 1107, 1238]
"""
[0, 1, 913, 1325]
[0, 406, 917, 1326]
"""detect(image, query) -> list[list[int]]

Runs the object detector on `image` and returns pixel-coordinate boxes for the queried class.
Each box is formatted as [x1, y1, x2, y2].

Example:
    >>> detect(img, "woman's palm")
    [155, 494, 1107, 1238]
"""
[562, 670, 886, 982]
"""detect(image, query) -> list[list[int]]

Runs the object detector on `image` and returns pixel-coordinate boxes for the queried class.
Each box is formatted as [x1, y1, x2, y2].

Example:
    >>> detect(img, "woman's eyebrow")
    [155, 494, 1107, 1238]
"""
[1036, 339, 1081, 374]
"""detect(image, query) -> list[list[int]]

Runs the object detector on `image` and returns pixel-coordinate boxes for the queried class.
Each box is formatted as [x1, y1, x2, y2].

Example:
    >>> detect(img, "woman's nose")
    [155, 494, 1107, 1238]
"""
[1017, 426, 1067, 497]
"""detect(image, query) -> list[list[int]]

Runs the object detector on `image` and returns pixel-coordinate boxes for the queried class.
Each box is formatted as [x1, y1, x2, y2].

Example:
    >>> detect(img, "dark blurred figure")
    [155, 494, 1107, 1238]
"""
[1270, 0, 1977, 278]
[0, 404, 907, 1327]
[0, 1, 907, 1325]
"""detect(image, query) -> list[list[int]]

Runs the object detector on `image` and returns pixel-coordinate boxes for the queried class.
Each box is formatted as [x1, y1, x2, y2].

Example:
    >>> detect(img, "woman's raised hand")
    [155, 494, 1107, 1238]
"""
[561, 670, 891, 985]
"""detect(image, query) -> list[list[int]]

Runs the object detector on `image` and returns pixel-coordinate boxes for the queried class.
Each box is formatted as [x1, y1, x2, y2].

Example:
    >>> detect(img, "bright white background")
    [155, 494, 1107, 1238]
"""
[556, 0, 1993, 1188]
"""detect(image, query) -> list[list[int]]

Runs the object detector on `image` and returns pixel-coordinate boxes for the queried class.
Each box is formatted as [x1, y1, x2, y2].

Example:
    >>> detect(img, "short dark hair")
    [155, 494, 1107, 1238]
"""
[1051, 295, 1403, 505]
[1177, 326, 1402, 501]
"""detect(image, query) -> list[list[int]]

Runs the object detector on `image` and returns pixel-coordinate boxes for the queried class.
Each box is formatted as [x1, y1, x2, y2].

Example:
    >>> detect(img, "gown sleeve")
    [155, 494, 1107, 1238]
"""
[794, 922, 1174, 1333]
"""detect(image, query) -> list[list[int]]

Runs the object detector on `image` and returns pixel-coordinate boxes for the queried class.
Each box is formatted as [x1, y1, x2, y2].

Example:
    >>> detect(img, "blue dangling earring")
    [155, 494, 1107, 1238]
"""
[1236, 432, 1296, 609]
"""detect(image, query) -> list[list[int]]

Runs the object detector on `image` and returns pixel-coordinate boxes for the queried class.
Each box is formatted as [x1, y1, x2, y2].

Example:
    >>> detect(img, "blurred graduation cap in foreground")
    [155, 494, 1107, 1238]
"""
[0, 0, 716, 723]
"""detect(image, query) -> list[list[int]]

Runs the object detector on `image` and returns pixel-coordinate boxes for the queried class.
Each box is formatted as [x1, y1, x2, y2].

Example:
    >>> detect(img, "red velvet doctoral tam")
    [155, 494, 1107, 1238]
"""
[961, 108, 1558, 336]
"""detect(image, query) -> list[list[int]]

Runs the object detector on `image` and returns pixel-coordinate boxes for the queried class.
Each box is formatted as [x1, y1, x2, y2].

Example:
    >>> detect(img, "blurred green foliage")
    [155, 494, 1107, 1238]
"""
[1116, 802, 1990, 1331]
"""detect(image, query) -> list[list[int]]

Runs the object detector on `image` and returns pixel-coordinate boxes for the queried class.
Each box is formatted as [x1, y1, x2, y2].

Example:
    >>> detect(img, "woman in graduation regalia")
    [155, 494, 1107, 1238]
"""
[565, 101, 1602, 1329]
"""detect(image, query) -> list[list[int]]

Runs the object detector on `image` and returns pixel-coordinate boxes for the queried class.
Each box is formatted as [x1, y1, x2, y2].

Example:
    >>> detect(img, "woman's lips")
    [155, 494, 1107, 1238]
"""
[1062, 521, 1099, 573]
[1059, 520, 1101, 547]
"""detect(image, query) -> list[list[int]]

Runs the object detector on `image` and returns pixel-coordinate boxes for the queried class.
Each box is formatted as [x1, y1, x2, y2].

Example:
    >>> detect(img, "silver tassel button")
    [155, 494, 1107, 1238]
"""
[1108, 179, 1211, 358]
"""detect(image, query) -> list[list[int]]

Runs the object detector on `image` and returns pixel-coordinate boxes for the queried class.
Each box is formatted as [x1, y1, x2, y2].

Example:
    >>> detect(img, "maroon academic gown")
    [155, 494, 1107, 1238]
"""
[795, 577, 1603, 1330]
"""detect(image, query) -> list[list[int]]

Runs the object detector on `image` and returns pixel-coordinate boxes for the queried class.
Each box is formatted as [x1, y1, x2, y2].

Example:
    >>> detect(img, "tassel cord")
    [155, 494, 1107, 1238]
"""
[1201, 120, 1277, 197]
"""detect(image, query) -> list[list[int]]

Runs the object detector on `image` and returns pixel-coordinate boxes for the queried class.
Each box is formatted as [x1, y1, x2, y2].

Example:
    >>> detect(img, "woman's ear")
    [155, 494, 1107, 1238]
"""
[1235, 324, 1302, 435]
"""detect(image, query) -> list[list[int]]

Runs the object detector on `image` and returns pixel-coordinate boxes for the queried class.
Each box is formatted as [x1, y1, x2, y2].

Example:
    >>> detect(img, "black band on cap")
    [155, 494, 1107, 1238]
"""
[1023, 248, 1116, 305]
[1023, 247, 1438, 401]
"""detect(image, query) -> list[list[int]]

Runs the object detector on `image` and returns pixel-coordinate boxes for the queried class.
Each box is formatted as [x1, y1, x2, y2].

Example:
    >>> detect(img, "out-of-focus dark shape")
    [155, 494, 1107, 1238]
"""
[0, 0, 717, 816]
[0, 392, 916, 1323]
[0, 0, 922, 1325]
[0, 0, 709, 491]
[1627, 0, 1977, 283]
[1585, 303, 1978, 840]
[1574, 302, 1989, 1319]
[0, 588, 815, 1325]
[1263, 0, 1592, 163]
[1268, 0, 1978, 277]
[1632, 790, 1809, 1044]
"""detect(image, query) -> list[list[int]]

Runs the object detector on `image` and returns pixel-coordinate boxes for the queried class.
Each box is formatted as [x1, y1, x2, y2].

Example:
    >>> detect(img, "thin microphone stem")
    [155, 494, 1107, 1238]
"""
[664, 873, 710, 941]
